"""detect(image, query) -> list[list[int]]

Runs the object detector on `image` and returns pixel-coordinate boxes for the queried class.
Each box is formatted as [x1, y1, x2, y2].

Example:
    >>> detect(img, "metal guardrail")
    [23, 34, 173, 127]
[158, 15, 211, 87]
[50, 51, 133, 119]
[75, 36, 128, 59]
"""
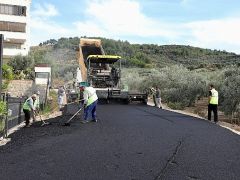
[0, 94, 26, 138]
[0, 93, 7, 138]
[7, 97, 25, 131]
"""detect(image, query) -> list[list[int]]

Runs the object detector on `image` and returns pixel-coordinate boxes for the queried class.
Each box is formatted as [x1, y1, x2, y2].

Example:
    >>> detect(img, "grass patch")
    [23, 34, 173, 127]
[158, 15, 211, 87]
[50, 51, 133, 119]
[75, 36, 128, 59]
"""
[41, 90, 58, 115]
[167, 102, 185, 110]
[0, 119, 5, 132]
[41, 104, 52, 114]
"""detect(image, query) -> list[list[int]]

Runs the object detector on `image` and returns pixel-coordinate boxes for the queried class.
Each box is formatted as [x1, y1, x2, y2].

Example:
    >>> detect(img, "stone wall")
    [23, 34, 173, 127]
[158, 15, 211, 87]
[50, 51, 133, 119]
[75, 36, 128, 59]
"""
[7, 80, 34, 97]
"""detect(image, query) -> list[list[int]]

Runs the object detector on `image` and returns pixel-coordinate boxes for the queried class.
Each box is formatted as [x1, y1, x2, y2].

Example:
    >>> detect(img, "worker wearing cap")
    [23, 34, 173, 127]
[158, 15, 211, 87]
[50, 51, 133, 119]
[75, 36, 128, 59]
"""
[23, 94, 36, 127]
[79, 83, 98, 123]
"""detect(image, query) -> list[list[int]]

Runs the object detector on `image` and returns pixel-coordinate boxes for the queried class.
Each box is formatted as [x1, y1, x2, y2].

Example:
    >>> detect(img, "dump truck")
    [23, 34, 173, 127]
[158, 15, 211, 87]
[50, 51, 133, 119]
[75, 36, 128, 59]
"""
[77, 38, 147, 104]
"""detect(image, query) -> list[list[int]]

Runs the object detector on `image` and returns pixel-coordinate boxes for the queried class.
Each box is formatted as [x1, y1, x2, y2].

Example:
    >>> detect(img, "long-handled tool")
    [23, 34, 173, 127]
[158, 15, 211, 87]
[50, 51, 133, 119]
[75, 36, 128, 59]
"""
[63, 106, 84, 126]
[35, 111, 51, 127]
[39, 114, 51, 126]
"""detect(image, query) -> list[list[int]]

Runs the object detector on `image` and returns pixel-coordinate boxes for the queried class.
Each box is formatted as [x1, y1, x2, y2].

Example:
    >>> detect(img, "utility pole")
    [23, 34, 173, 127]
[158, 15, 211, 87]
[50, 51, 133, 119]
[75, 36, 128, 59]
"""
[0, 34, 3, 98]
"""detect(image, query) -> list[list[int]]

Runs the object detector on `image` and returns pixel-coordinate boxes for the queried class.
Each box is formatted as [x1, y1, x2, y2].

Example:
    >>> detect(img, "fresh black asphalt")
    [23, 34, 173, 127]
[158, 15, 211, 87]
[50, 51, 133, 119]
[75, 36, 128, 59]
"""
[0, 104, 240, 180]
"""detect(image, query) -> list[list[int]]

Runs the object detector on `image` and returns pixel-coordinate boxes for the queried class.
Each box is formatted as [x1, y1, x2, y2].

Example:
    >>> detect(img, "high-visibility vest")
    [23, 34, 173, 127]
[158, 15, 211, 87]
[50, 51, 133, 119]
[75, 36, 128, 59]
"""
[84, 87, 98, 106]
[210, 89, 218, 105]
[23, 97, 33, 111]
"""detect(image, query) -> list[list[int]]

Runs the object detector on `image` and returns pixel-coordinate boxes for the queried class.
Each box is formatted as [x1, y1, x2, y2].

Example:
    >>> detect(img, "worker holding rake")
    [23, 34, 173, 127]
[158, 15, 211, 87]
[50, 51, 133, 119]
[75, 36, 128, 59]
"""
[79, 82, 98, 123]
[23, 94, 37, 127]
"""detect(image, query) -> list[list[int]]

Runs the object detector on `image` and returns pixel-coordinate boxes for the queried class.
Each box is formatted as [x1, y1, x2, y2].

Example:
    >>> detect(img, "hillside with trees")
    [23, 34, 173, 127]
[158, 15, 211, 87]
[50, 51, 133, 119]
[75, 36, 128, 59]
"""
[5, 37, 240, 122]
[36, 37, 240, 69]
[101, 38, 240, 68]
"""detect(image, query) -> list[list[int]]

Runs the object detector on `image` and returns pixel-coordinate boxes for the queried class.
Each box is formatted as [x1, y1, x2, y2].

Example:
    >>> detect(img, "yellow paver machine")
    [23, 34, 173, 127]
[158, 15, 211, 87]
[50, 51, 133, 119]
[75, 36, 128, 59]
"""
[77, 38, 147, 104]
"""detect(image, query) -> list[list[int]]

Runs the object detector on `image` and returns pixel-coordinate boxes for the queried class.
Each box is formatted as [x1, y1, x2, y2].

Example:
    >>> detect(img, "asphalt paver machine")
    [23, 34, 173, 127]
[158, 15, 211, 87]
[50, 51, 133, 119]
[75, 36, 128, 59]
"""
[78, 38, 147, 104]
[86, 55, 129, 103]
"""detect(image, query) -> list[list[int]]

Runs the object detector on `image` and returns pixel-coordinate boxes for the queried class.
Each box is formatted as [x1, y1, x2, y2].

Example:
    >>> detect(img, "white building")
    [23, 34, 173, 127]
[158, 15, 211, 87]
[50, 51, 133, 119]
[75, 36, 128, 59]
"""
[0, 0, 31, 59]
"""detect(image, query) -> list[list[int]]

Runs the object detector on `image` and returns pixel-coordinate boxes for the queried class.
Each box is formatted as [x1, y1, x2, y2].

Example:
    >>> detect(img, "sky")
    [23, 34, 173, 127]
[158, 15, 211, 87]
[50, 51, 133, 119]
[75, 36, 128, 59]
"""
[30, 0, 240, 54]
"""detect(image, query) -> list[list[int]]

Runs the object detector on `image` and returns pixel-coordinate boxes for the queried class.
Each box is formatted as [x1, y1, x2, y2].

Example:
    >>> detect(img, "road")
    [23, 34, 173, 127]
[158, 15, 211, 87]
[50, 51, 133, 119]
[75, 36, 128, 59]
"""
[0, 104, 240, 180]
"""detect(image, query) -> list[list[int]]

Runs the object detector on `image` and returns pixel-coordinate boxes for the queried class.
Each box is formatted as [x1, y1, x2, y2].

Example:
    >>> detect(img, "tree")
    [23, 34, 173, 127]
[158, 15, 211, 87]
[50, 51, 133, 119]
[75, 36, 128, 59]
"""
[7, 55, 34, 79]
[2, 64, 14, 90]
[2, 64, 14, 80]
[220, 68, 240, 117]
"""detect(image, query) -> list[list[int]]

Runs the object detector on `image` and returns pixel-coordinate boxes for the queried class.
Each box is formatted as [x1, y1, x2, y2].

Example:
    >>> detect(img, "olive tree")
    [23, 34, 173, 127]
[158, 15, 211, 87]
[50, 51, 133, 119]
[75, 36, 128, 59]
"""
[220, 68, 240, 119]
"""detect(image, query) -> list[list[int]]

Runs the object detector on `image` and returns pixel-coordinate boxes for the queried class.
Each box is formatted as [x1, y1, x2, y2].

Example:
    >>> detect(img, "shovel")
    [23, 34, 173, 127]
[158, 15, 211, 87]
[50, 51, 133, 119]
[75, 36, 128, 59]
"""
[63, 107, 84, 126]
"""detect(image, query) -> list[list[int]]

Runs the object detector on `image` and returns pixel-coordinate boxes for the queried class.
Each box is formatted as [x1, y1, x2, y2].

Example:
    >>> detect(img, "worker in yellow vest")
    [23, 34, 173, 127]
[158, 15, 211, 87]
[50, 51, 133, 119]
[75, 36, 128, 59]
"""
[23, 94, 37, 127]
[208, 84, 218, 123]
[79, 83, 98, 123]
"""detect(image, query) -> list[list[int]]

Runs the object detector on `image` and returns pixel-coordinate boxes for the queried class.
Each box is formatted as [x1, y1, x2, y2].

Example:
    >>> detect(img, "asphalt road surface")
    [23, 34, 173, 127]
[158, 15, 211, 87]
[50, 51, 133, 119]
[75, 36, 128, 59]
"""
[0, 104, 240, 180]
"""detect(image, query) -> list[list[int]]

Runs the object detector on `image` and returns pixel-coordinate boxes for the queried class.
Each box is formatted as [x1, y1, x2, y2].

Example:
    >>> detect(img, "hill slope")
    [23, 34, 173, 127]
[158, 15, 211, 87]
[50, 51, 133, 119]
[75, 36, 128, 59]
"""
[36, 37, 240, 69]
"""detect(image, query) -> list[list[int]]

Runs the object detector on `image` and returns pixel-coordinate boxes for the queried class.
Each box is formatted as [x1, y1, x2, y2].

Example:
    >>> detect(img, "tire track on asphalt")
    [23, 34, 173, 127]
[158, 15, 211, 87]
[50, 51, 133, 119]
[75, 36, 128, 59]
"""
[134, 107, 175, 124]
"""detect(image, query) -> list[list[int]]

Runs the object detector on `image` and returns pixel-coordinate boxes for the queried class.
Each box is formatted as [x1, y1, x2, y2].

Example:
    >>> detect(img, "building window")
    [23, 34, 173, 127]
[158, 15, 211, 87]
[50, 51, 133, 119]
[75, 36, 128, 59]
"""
[0, 4, 26, 16]
[0, 21, 26, 32]
[36, 72, 49, 79]
[3, 43, 22, 49]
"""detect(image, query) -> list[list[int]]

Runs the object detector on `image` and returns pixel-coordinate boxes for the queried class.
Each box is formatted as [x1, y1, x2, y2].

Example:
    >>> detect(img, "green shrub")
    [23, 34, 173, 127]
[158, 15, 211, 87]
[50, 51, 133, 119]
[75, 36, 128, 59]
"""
[2, 82, 9, 90]
[122, 66, 207, 109]
[49, 90, 58, 109]
[3, 64, 14, 80]
[0, 101, 6, 132]
[8, 55, 34, 80]
[219, 67, 240, 117]
[42, 104, 51, 114]
[2, 64, 15, 90]
[0, 101, 7, 116]
[41, 90, 58, 114]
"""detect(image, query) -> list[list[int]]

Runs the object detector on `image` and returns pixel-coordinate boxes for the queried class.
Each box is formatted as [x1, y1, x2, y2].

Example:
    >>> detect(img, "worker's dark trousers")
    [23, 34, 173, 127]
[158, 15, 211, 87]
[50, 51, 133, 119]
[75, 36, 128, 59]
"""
[153, 95, 157, 107]
[84, 100, 98, 121]
[208, 104, 218, 122]
[23, 109, 31, 125]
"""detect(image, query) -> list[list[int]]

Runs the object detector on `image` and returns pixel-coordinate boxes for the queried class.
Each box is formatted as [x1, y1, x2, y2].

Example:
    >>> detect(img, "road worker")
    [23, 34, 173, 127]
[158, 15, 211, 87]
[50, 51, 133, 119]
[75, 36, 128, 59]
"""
[208, 84, 219, 123]
[150, 87, 157, 107]
[23, 94, 36, 127]
[58, 86, 65, 110]
[155, 86, 163, 109]
[79, 82, 98, 123]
